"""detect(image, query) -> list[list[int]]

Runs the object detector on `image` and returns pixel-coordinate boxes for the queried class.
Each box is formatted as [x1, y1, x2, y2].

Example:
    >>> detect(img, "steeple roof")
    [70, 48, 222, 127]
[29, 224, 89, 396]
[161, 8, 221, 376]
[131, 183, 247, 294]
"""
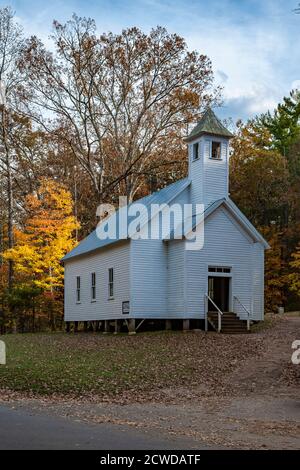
[185, 108, 234, 142]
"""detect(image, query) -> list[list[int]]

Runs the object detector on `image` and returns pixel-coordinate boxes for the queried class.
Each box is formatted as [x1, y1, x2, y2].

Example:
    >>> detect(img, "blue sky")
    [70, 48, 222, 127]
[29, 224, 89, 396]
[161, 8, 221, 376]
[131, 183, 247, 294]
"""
[5, 0, 300, 121]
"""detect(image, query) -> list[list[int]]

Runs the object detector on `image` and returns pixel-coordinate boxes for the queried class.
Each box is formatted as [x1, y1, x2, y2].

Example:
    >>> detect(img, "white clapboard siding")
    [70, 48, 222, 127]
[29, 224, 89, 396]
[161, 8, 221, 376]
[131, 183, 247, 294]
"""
[129, 186, 190, 318]
[185, 206, 258, 319]
[130, 237, 168, 317]
[167, 240, 186, 317]
[64, 240, 130, 321]
[251, 242, 264, 320]
[203, 138, 228, 205]
[189, 138, 204, 206]
[151, 185, 190, 240]
[189, 136, 229, 207]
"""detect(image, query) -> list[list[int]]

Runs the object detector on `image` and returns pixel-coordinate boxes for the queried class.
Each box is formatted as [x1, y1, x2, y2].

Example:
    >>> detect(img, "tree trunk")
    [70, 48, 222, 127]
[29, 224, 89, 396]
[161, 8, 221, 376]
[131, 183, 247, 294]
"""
[32, 299, 35, 333]
[1, 105, 14, 291]
[48, 299, 56, 331]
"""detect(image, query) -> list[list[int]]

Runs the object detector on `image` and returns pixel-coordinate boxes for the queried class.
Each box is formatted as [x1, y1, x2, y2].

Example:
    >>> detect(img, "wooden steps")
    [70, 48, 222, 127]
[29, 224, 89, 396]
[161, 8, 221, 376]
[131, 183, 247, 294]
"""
[207, 311, 249, 334]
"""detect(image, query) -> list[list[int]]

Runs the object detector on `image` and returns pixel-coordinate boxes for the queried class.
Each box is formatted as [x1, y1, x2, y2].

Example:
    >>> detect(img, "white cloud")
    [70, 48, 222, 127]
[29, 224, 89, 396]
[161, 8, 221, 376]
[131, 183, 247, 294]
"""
[185, 11, 296, 119]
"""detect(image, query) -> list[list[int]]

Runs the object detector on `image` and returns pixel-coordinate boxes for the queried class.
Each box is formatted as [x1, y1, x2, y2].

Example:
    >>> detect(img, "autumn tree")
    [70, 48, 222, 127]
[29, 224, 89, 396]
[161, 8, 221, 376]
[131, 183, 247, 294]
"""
[21, 17, 219, 205]
[0, 6, 25, 290]
[260, 227, 286, 311]
[230, 120, 289, 227]
[289, 244, 300, 298]
[229, 119, 292, 310]
[287, 139, 300, 305]
[230, 92, 300, 311]
[3, 178, 79, 330]
[286, 137, 300, 228]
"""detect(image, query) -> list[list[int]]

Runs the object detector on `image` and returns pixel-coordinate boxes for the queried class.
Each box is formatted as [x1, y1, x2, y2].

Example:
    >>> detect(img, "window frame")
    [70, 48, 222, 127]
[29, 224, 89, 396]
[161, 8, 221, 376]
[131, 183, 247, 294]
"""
[192, 142, 199, 161]
[91, 272, 96, 301]
[76, 276, 81, 303]
[211, 141, 222, 160]
[108, 268, 114, 299]
[208, 266, 231, 274]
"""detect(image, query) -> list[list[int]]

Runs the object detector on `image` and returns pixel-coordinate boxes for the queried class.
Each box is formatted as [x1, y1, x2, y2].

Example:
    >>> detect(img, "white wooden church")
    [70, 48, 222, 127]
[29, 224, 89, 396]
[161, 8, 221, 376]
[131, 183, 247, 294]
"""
[63, 109, 269, 334]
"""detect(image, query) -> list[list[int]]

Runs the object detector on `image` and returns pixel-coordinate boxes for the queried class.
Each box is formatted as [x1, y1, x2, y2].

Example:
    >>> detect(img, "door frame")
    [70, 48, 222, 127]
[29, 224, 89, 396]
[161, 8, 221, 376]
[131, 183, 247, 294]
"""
[206, 264, 233, 312]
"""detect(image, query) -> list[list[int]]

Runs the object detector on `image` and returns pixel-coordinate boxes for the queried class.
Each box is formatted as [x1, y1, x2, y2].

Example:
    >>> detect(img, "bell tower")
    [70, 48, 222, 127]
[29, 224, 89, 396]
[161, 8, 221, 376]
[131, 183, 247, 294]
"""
[186, 109, 233, 207]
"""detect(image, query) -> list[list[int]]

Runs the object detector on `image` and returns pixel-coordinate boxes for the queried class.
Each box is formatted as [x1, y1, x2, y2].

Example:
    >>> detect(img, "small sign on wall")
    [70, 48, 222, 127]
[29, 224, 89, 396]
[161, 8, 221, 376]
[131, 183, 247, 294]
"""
[122, 301, 130, 315]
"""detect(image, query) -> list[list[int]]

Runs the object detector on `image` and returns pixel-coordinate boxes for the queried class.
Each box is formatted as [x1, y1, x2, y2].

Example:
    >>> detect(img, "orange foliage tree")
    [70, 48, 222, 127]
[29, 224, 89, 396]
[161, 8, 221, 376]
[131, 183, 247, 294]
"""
[2, 178, 79, 330]
[230, 121, 290, 311]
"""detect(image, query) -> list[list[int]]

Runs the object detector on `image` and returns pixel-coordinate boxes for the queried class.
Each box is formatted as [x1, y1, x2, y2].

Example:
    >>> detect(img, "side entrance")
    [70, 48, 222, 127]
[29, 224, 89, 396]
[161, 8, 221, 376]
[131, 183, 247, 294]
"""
[208, 276, 231, 312]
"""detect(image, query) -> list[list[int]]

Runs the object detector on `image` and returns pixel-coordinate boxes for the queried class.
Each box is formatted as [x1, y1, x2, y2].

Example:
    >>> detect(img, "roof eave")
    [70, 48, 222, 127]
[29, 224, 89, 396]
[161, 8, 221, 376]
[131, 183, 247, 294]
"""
[168, 198, 270, 249]
[184, 130, 234, 143]
[62, 178, 192, 262]
[224, 199, 270, 249]
[61, 237, 129, 263]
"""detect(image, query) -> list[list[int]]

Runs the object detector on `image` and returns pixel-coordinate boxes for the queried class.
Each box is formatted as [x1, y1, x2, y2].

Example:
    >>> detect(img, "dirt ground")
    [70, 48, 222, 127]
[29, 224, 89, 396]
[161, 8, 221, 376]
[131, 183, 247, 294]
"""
[1, 315, 300, 449]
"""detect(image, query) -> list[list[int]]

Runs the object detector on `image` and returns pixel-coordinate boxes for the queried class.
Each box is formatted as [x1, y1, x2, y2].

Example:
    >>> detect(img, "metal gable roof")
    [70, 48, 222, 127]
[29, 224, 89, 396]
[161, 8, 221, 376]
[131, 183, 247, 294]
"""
[185, 108, 234, 142]
[62, 177, 191, 262]
[165, 198, 270, 249]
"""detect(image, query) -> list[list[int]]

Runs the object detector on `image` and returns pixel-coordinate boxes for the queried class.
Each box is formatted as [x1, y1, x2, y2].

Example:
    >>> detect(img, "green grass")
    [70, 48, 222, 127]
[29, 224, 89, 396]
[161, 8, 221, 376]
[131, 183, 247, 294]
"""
[0, 330, 263, 398]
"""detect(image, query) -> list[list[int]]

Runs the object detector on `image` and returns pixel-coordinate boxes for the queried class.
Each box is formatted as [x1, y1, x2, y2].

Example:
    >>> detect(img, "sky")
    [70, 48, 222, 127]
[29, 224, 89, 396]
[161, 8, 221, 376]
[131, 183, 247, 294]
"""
[4, 0, 300, 121]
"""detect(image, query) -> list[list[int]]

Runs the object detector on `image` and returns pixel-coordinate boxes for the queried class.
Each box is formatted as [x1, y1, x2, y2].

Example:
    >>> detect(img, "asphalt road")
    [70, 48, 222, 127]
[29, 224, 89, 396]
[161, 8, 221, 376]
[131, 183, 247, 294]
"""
[0, 404, 201, 450]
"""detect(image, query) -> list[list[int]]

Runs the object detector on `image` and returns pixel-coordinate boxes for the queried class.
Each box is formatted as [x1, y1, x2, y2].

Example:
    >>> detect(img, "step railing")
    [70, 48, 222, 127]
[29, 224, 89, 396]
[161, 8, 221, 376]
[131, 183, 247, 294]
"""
[205, 294, 223, 333]
[233, 296, 251, 331]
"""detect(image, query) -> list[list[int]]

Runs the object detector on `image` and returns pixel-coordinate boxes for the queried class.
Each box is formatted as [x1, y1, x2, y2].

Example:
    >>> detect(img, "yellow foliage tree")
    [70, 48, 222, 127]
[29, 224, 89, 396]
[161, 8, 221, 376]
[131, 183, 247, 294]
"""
[3, 178, 79, 294]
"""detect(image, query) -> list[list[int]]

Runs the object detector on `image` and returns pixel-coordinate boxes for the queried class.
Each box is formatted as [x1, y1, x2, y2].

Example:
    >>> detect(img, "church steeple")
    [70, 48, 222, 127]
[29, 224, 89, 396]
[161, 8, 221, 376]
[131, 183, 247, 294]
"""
[186, 109, 233, 206]
[186, 108, 233, 142]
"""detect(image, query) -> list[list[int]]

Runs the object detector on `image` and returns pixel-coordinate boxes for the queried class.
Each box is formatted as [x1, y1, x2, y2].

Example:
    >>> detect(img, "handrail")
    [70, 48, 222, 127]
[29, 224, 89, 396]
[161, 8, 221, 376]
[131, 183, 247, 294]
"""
[234, 295, 251, 331]
[205, 293, 223, 333]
